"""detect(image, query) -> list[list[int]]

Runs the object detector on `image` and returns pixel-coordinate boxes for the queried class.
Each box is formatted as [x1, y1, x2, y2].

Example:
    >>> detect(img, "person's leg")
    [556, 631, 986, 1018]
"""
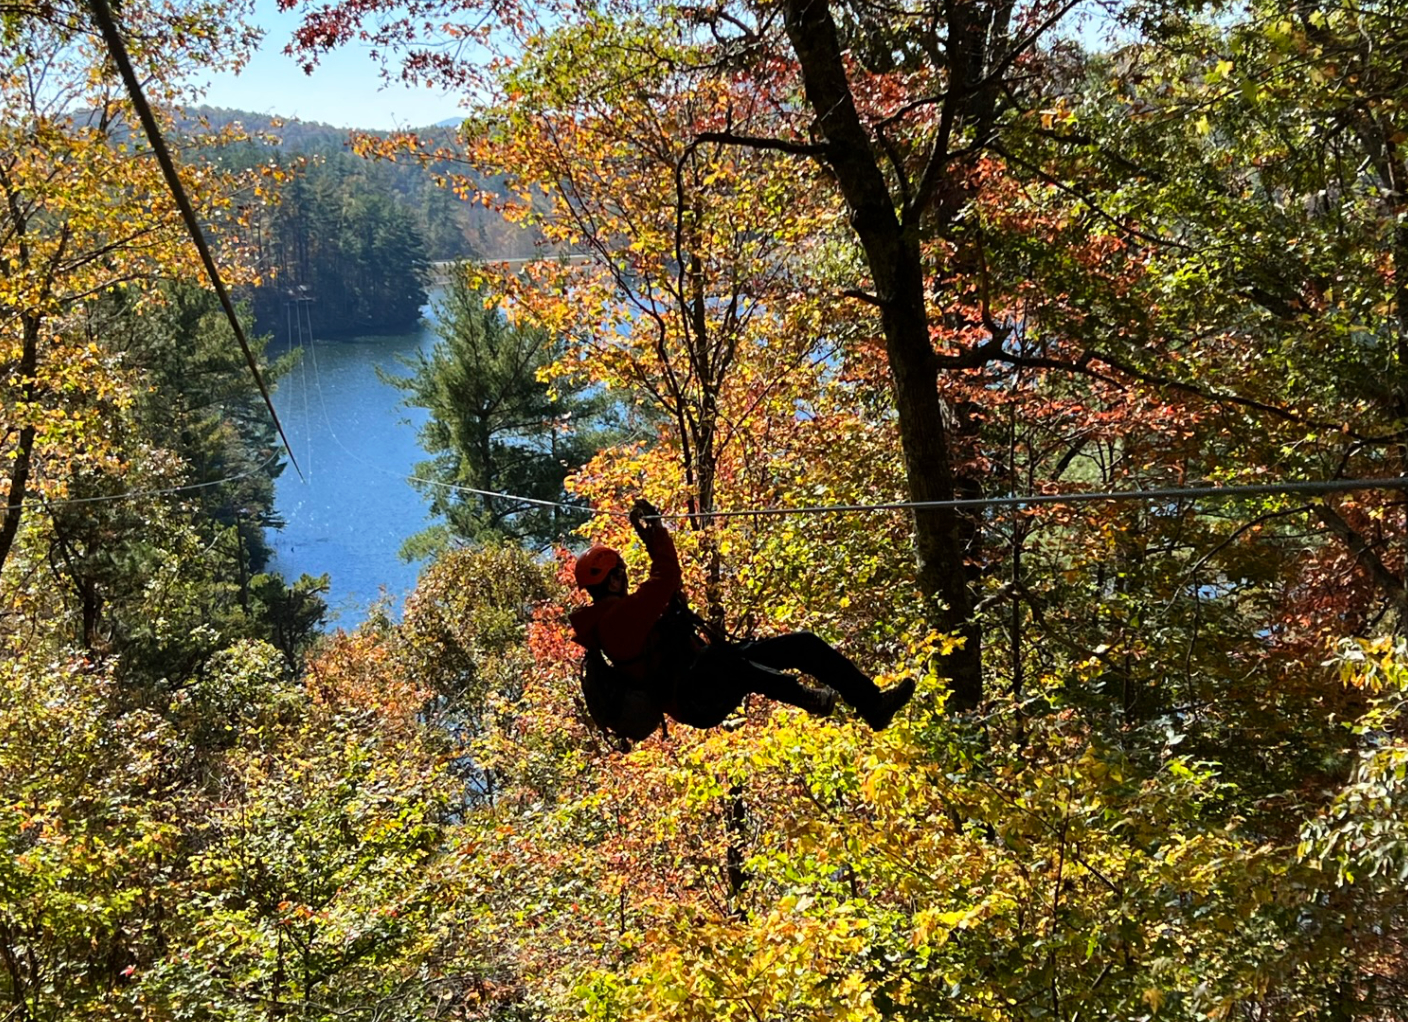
[731, 655, 836, 715]
[740, 632, 915, 729]
[740, 632, 880, 709]
[677, 643, 833, 727]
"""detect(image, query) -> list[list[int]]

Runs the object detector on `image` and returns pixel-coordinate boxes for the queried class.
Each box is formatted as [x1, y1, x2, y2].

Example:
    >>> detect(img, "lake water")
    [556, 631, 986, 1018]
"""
[264, 300, 441, 629]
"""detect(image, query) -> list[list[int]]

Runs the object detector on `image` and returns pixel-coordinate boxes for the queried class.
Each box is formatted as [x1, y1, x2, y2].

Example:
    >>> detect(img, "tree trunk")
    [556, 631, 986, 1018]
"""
[780, 0, 982, 708]
[0, 314, 41, 576]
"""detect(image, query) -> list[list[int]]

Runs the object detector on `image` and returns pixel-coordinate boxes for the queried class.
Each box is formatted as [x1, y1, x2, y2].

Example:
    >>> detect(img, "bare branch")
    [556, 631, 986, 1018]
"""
[694, 130, 827, 157]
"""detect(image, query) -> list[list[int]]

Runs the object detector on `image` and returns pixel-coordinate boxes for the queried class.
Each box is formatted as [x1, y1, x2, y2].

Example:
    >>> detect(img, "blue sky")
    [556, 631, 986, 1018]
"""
[195, 0, 460, 130]
[195, 0, 1122, 131]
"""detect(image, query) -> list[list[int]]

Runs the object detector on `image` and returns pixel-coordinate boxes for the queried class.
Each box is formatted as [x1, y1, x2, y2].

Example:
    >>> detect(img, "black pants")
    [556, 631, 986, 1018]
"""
[671, 631, 882, 729]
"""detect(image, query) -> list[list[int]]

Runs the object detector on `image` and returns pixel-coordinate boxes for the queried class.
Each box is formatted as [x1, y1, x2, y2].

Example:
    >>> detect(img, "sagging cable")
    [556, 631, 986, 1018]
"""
[86, 0, 303, 481]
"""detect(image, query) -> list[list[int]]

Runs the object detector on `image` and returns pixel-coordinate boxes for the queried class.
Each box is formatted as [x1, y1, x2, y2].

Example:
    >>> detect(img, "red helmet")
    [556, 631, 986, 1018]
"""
[574, 545, 622, 588]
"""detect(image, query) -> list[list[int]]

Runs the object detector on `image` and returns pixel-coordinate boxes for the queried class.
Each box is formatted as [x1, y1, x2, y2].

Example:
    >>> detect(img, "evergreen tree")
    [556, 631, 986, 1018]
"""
[388, 272, 619, 554]
[243, 152, 430, 339]
[37, 285, 328, 679]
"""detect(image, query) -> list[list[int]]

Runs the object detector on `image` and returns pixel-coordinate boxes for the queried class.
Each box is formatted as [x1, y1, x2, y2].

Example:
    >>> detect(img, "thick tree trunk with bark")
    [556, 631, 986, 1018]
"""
[780, 0, 983, 708]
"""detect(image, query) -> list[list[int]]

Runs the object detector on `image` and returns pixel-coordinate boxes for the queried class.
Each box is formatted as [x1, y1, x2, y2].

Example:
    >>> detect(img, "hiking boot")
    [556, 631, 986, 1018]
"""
[861, 677, 916, 731]
[794, 684, 838, 718]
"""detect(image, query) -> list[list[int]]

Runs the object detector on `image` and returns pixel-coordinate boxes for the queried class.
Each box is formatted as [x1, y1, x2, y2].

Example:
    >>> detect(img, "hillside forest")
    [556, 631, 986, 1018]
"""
[194, 109, 542, 339]
[5, 0, 1408, 1019]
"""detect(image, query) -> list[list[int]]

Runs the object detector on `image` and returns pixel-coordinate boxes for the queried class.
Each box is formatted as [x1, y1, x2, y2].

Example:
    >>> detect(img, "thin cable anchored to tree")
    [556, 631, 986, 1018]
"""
[413, 478, 625, 518]
[17, 452, 283, 511]
[398, 475, 1408, 522]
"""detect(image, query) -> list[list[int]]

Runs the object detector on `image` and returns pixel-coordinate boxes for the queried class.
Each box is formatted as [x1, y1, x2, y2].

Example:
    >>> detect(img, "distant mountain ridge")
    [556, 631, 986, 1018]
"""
[183, 106, 457, 148]
[197, 106, 541, 264]
[183, 106, 556, 269]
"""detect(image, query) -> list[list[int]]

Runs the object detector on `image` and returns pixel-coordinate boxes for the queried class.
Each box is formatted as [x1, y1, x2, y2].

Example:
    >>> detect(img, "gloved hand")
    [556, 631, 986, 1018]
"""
[629, 498, 662, 541]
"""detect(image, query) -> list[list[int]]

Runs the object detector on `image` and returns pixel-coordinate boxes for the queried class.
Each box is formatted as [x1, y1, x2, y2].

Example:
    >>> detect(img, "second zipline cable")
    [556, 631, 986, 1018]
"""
[653, 476, 1408, 520]
[383, 475, 1408, 523]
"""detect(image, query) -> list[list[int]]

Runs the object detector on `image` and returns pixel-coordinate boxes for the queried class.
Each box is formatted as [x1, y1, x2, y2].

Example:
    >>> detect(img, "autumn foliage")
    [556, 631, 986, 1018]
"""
[7, 0, 1408, 1017]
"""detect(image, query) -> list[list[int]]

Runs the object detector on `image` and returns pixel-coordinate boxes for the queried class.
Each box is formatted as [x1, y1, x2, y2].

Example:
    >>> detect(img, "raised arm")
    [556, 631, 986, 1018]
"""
[595, 501, 683, 662]
[625, 499, 681, 618]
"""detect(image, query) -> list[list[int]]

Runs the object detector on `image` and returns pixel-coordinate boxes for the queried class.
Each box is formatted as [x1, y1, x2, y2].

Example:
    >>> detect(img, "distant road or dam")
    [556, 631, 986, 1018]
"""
[427, 253, 596, 284]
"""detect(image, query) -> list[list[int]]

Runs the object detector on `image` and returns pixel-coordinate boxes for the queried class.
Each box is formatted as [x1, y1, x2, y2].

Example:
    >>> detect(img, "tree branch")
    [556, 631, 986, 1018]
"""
[1086, 349, 1350, 431]
[1314, 504, 1408, 606]
[693, 130, 827, 157]
[945, 335, 1365, 434]
[992, 142, 1196, 251]
[933, 333, 1010, 370]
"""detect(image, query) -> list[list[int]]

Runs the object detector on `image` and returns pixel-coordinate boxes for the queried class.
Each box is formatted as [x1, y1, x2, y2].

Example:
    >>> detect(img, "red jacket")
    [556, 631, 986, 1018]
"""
[569, 527, 683, 681]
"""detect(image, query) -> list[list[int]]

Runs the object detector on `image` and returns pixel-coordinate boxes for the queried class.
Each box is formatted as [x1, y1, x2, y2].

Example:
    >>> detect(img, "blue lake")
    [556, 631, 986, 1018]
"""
[264, 298, 442, 629]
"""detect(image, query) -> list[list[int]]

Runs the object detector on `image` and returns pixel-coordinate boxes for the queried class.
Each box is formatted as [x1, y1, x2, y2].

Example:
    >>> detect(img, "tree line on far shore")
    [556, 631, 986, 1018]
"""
[192, 108, 540, 340]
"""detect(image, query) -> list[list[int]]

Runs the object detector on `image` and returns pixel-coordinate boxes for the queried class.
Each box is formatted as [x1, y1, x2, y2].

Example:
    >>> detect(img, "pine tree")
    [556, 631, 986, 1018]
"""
[388, 272, 619, 554]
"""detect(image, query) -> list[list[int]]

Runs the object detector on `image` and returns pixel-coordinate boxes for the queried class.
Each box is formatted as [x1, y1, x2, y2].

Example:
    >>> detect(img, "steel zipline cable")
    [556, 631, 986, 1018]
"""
[16, 451, 284, 511]
[413, 475, 1408, 522]
[86, 0, 303, 481]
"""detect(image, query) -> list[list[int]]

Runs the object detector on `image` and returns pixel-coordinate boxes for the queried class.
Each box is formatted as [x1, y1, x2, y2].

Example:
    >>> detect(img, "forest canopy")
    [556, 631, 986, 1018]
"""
[4, 0, 1408, 1018]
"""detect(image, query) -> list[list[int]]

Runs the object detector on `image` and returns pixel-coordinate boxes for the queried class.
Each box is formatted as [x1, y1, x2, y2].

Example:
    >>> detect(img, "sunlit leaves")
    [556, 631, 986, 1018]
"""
[165, 673, 458, 1021]
[0, 652, 181, 1020]
[0, 4, 263, 571]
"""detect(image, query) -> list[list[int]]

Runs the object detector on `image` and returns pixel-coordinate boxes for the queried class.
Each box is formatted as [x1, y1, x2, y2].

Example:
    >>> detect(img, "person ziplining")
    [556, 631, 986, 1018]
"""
[569, 499, 916, 743]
